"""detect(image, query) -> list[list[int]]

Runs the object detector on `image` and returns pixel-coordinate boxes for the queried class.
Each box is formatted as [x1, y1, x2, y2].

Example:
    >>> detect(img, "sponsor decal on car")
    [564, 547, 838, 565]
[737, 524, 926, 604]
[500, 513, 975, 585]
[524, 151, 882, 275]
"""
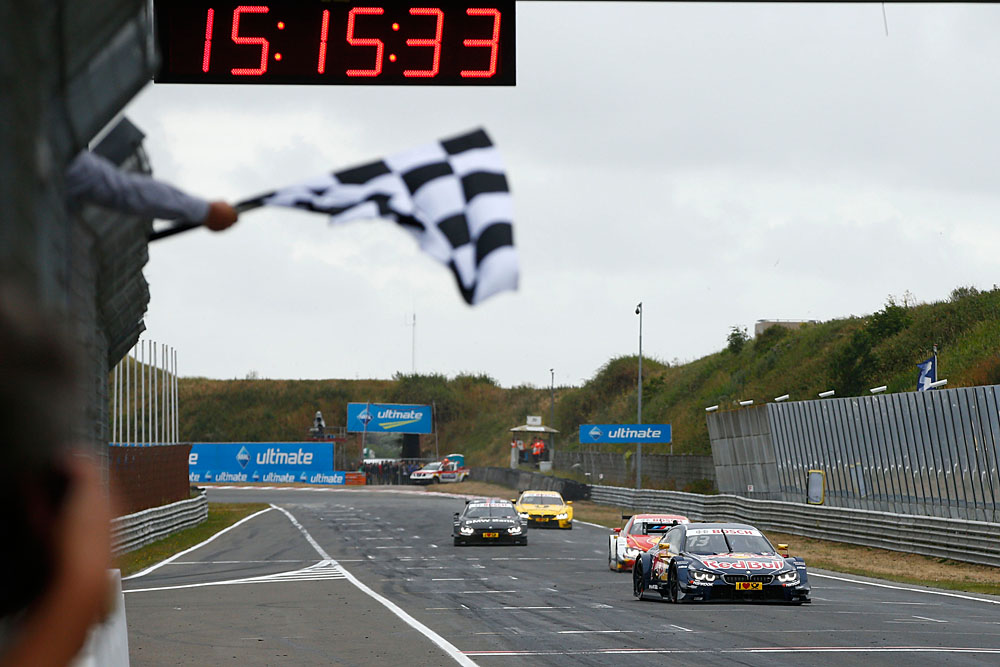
[697, 558, 784, 570]
[687, 528, 761, 536]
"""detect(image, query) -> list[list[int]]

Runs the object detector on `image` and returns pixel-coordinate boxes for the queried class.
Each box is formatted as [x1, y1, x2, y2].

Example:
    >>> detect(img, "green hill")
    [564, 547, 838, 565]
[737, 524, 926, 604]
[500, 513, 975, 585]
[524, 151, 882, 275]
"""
[177, 286, 1000, 465]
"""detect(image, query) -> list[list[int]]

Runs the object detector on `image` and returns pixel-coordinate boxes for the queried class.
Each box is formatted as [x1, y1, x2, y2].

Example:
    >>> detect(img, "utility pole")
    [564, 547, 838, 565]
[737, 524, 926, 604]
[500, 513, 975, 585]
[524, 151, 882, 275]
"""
[549, 368, 555, 464]
[636, 302, 643, 490]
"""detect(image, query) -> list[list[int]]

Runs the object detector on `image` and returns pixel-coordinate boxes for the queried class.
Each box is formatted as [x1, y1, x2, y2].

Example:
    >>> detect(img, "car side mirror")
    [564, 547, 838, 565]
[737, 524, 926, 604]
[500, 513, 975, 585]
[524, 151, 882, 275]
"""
[510, 499, 517, 504]
[567, 501, 573, 505]
[613, 527, 621, 534]
[777, 543, 789, 557]
[454, 513, 460, 518]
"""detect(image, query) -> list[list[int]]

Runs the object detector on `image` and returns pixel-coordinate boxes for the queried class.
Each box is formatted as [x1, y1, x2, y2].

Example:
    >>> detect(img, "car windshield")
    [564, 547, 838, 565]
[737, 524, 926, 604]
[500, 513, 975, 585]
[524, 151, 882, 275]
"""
[684, 531, 775, 555]
[421, 463, 441, 472]
[521, 494, 562, 505]
[464, 504, 517, 519]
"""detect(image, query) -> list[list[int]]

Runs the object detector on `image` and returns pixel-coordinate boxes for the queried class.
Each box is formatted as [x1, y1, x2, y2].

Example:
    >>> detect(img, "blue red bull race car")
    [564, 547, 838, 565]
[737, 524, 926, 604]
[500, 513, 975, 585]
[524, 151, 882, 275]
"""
[631, 522, 811, 604]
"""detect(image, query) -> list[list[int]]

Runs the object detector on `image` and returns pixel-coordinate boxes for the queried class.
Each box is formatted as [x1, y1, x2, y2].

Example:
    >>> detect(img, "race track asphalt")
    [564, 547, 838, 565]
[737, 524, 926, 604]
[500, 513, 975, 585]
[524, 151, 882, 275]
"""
[122, 487, 1000, 665]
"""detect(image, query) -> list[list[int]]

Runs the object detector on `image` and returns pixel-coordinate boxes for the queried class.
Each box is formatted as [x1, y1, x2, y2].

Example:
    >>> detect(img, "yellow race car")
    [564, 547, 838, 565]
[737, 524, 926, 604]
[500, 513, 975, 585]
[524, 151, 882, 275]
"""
[513, 490, 573, 529]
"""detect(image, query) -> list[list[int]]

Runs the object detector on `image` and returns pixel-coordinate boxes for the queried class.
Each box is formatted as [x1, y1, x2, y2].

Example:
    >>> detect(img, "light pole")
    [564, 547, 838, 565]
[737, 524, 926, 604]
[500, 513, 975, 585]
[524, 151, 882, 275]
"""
[635, 302, 643, 490]
[549, 368, 555, 463]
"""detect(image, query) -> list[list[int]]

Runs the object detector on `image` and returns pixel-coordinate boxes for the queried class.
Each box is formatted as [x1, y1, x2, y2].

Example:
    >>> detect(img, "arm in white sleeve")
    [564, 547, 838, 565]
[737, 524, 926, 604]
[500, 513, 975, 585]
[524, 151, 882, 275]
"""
[65, 152, 210, 223]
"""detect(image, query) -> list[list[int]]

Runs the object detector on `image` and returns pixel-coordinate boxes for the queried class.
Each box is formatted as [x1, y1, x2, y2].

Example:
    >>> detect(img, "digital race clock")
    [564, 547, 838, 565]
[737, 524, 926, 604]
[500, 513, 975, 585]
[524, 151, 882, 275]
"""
[153, 1, 515, 85]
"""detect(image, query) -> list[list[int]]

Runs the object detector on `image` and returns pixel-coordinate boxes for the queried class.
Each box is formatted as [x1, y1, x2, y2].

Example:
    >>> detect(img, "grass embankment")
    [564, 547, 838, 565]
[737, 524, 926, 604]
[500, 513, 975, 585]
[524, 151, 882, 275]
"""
[428, 481, 1000, 597]
[165, 287, 1000, 477]
[115, 503, 269, 577]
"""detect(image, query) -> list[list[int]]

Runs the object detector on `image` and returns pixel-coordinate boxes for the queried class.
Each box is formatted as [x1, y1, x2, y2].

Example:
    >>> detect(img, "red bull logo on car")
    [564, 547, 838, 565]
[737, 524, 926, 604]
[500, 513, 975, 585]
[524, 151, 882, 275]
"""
[697, 557, 784, 570]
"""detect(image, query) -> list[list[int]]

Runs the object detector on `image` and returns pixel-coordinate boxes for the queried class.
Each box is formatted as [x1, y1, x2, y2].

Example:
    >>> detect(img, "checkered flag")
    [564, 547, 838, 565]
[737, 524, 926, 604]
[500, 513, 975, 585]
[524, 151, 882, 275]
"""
[241, 128, 517, 305]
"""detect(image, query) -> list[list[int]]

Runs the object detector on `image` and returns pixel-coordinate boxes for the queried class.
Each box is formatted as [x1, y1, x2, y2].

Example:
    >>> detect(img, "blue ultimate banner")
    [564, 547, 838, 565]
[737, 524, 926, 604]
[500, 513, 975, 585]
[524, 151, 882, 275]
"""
[579, 424, 672, 444]
[189, 442, 341, 484]
[347, 402, 433, 434]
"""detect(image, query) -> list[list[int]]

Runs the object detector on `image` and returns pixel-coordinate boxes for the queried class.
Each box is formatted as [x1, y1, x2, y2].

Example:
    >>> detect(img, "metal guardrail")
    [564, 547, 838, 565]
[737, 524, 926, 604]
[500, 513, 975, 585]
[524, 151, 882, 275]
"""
[111, 490, 208, 555]
[589, 485, 1000, 568]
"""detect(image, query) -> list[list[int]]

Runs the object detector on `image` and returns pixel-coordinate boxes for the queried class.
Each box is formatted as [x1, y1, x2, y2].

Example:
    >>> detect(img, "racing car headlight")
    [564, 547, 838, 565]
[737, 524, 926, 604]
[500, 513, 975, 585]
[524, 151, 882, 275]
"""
[776, 570, 799, 584]
[518, 512, 529, 519]
[623, 547, 640, 559]
[555, 513, 569, 520]
[507, 525, 522, 534]
[459, 526, 475, 535]
[691, 570, 717, 582]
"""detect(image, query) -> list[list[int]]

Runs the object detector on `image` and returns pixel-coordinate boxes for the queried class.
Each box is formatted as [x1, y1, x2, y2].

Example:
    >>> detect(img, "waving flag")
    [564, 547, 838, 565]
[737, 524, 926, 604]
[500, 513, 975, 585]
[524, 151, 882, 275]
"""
[916, 356, 936, 391]
[242, 128, 517, 305]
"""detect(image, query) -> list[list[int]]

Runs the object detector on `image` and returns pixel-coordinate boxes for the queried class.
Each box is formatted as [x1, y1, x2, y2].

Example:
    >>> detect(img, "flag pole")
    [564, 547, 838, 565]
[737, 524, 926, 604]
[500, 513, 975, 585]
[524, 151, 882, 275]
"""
[148, 195, 271, 242]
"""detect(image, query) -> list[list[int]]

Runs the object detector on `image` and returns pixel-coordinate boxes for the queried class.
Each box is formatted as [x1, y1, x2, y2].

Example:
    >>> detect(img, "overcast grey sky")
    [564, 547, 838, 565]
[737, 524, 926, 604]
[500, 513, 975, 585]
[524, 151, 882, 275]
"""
[125, 2, 1000, 388]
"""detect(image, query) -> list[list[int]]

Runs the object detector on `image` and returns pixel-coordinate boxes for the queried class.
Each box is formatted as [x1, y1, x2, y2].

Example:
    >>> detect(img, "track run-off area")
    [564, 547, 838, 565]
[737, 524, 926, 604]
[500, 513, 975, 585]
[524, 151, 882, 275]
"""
[122, 487, 1000, 665]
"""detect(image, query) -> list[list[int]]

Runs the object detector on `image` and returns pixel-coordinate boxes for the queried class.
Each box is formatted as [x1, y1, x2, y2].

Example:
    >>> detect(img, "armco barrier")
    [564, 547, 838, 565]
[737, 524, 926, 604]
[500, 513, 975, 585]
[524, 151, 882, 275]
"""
[588, 485, 1000, 568]
[111, 490, 208, 555]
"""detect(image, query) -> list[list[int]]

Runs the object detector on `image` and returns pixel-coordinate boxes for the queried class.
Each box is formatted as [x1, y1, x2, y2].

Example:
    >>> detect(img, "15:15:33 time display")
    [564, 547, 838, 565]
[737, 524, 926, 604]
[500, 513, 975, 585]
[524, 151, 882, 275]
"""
[154, 1, 515, 85]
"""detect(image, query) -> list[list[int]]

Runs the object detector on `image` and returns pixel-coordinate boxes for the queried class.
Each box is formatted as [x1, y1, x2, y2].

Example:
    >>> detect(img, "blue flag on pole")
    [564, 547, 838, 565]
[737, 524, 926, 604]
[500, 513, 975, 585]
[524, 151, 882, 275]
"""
[916, 356, 936, 391]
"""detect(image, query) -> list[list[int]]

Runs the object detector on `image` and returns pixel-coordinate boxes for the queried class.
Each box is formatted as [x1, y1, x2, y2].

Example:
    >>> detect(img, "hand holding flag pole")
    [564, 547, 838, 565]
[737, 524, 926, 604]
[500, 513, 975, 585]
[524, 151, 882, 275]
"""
[149, 198, 264, 241]
[148, 128, 517, 305]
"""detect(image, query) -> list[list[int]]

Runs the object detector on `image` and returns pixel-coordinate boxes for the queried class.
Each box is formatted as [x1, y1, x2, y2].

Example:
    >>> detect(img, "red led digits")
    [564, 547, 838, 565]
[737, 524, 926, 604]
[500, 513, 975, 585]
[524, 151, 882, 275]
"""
[461, 8, 500, 78]
[231, 5, 270, 76]
[403, 8, 443, 77]
[346, 7, 385, 77]
[317, 9, 330, 73]
[201, 8, 214, 72]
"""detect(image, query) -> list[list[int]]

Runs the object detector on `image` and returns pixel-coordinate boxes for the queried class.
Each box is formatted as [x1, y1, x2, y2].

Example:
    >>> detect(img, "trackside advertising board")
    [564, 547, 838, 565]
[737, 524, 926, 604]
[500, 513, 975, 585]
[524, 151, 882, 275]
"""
[579, 424, 672, 444]
[347, 403, 432, 434]
[188, 443, 348, 484]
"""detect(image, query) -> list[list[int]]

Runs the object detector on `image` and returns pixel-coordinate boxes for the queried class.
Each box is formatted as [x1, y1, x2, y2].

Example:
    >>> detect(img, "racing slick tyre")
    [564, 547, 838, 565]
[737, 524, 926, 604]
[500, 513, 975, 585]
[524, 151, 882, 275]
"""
[632, 563, 649, 601]
[608, 544, 617, 571]
[667, 566, 680, 603]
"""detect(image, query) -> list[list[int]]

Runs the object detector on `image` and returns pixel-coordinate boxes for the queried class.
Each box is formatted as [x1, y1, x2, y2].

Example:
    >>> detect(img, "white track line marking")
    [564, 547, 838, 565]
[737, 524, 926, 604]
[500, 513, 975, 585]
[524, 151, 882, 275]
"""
[483, 606, 573, 611]
[557, 630, 635, 634]
[463, 647, 1000, 656]
[669, 624, 692, 632]
[811, 573, 1000, 606]
[571, 519, 606, 529]
[171, 559, 307, 565]
[123, 507, 273, 580]
[125, 560, 347, 593]
[268, 504, 476, 667]
[911, 616, 948, 623]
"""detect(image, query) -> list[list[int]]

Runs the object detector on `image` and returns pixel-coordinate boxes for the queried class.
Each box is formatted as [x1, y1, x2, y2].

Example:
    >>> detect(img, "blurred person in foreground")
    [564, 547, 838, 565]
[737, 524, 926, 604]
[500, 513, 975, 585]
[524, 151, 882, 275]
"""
[0, 284, 114, 666]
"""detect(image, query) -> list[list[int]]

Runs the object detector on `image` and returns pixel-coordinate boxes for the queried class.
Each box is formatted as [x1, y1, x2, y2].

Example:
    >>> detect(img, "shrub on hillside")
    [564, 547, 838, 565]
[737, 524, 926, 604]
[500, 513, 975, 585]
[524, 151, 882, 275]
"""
[727, 326, 749, 353]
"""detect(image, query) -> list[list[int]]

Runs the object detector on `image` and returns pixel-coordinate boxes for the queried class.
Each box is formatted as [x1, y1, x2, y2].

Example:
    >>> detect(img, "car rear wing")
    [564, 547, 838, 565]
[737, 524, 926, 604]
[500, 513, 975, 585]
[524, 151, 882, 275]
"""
[642, 520, 680, 534]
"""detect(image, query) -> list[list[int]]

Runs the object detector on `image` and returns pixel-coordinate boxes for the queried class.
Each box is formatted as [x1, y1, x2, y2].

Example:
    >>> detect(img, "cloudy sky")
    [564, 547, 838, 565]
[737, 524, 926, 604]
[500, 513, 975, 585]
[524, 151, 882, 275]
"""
[124, 2, 1000, 388]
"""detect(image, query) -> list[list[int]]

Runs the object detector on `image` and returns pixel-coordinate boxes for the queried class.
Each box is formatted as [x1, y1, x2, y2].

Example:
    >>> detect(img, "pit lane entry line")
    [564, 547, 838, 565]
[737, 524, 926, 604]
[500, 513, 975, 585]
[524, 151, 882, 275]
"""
[123, 506, 275, 581]
[267, 503, 478, 667]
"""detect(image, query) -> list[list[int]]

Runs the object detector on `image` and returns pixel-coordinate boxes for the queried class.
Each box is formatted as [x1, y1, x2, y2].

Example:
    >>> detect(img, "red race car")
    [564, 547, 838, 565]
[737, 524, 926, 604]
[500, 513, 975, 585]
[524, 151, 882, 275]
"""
[608, 513, 689, 572]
